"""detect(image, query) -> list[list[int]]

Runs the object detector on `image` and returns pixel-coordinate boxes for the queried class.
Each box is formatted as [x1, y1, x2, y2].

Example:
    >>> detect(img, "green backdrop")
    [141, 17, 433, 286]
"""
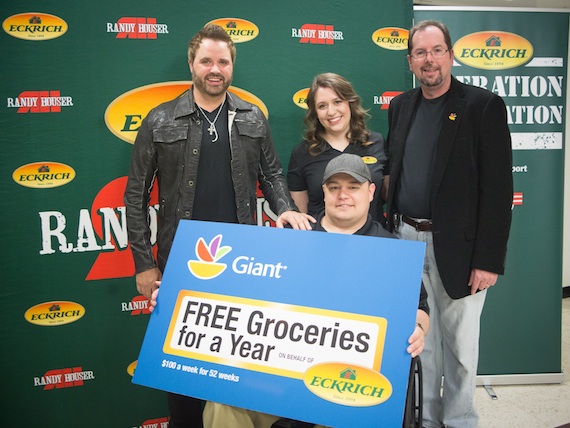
[0, 1, 412, 426]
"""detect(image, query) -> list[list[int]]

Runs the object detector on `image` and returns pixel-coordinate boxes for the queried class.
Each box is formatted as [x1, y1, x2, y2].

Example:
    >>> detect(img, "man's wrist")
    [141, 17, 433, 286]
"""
[416, 322, 425, 334]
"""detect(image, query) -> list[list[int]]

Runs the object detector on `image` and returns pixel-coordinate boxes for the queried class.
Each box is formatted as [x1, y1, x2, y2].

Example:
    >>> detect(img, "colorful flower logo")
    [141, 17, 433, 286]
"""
[187, 235, 232, 280]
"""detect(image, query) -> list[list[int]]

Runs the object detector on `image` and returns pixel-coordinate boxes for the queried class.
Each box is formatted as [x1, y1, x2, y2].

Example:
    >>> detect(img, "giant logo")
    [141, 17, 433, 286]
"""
[371, 27, 408, 50]
[188, 235, 232, 280]
[454, 31, 533, 70]
[187, 234, 287, 280]
[104, 82, 269, 144]
[207, 18, 259, 43]
[3, 13, 67, 41]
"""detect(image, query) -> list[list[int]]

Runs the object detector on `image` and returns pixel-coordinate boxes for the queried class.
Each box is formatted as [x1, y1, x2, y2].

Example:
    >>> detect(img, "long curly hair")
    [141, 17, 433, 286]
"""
[304, 73, 371, 157]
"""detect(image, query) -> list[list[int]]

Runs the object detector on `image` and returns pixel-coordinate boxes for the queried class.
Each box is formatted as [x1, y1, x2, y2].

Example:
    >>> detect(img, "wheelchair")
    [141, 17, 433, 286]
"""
[271, 356, 423, 428]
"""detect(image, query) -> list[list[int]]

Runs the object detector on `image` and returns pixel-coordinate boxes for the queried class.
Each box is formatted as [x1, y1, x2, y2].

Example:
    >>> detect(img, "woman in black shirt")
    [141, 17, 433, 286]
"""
[287, 73, 388, 223]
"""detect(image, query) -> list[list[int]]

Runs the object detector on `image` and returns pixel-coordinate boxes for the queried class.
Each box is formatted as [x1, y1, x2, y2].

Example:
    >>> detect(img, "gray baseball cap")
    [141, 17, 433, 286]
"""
[322, 153, 372, 184]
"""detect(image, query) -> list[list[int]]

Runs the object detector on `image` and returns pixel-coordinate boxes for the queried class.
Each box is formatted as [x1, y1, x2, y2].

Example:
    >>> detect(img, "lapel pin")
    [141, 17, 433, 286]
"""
[449, 113, 457, 121]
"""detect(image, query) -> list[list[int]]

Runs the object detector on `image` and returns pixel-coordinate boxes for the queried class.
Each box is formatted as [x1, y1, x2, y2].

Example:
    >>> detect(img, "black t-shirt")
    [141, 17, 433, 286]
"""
[287, 131, 387, 222]
[396, 94, 446, 218]
[192, 101, 239, 223]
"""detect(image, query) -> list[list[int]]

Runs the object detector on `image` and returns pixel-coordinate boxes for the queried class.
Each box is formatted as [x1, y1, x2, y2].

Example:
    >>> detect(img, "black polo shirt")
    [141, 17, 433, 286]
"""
[287, 131, 387, 222]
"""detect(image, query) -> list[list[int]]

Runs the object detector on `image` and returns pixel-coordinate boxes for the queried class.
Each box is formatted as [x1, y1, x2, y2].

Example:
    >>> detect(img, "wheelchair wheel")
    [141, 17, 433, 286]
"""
[402, 356, 423, 428]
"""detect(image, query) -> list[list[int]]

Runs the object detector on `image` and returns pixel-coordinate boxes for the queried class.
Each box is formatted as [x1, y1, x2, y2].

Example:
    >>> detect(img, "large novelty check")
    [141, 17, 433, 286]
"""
[133, 220, 425, 427]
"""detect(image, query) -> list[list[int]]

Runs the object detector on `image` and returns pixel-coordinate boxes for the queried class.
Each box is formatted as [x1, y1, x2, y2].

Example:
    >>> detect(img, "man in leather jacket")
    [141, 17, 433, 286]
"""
[124, 24, 314, 428]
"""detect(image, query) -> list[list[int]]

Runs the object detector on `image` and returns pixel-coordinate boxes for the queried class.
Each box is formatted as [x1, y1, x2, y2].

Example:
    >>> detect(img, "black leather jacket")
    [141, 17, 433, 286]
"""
[124, 89, 297, 273]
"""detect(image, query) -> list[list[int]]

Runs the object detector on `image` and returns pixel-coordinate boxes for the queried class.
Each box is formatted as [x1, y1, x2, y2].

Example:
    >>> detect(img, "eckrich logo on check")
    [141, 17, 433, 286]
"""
[187, 235, 288, 280]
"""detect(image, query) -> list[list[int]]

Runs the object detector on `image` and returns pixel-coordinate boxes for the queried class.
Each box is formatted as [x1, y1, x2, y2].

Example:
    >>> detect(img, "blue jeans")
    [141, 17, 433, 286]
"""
[396, 220, 486, 428]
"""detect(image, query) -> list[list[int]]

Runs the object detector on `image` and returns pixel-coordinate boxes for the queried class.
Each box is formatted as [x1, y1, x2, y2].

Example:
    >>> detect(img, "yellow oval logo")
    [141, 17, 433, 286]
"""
[454, 31, 533, 70]
[104, 81, 269, 144]
[207, 18, 259, 43]
[13, 161, 76, 188]
[372, 27, 408, 50]
[293, 88, 309, 110]
[304, 362, 392, 406]
[3, 13, 68, 41]
[24, 301, 85, 326]
[362, 156, 378, 165]
[127, 360, 137, 377]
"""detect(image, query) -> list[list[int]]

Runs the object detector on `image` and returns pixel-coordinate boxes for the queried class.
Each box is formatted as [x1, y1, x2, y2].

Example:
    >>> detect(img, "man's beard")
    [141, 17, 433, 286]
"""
[419, 66, 443, 87]
[192, 73, 232, 98]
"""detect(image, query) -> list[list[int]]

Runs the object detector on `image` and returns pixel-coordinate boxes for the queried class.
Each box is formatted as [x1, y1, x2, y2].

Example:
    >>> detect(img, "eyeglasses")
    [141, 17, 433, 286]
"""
[409, 47, 449, 60]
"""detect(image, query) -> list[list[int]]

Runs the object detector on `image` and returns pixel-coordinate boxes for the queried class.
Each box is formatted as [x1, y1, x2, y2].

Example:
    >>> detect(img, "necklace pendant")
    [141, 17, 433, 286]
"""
[208, 123, 215, 136]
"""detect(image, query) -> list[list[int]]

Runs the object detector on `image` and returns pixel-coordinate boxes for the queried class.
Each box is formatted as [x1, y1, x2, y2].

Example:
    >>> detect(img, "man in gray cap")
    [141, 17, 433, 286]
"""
[315, 153, 396, 237]
[152, 154, 430, 428]
[315, 153, 429, 351]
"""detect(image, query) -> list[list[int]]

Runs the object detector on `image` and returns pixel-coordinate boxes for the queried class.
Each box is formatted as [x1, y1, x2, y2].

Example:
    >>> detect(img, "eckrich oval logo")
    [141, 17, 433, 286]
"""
[3, 13, 68, 41]
[188, 234, 232, 280]
[25, 301, 85, 326]
[293, 88, 309, 110]
[304, 362, 392, 406]
[127, 360, 137, 377]
[454, 31, 533, 70]
[372, 27, 408, 50]
[362, 156, 378, 165]
[13, 161, 75, 188]
[105, 81, 269, 144]
[207, 18, 259, 43]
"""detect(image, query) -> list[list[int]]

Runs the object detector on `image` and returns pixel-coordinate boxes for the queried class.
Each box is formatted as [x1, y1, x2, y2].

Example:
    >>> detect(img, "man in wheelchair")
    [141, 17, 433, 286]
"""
[202, 154, 430, 427]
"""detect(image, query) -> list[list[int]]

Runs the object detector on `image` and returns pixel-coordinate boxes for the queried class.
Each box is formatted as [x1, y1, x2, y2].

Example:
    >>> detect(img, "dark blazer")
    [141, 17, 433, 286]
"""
[386, 77, 513, 299]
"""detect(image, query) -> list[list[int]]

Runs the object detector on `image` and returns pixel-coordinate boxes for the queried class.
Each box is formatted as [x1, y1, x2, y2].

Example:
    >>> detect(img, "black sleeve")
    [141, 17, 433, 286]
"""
[418, 282, 429, 315]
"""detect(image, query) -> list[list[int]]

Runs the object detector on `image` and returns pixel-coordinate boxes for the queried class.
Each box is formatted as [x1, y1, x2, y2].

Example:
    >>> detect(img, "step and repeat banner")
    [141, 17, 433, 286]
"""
[414, 7, 568, 381]
[0, 1, 412, 426]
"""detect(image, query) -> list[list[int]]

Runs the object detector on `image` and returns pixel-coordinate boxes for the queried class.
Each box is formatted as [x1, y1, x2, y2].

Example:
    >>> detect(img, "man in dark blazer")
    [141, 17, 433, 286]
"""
[384, 20, 512, 428]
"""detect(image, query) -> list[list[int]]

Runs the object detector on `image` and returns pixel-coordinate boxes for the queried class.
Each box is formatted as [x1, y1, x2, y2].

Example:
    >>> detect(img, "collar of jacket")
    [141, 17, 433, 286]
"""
[173, 88, 254, 119]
